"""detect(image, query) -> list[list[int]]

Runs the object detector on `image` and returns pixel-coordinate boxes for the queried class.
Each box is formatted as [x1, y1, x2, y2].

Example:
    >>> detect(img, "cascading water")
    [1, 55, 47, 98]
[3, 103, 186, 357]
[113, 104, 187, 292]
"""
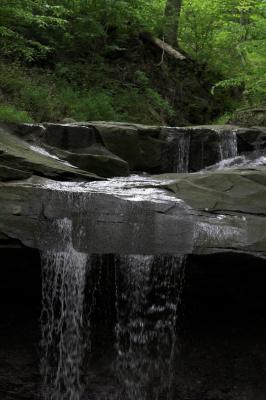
[113, 255, 186, 400]
[41, 218, 88, 400]
[203, 154, 266, 171]
[176, 133, 190, 173]
[39, 177, 188, 399]
[218, 130, 238, 160]
[165, 130, 190, 173]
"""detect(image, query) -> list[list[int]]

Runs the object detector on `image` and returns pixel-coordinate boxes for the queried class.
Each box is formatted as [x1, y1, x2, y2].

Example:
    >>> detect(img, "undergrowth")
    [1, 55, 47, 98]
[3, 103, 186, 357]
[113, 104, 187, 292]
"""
[0, 61, 174, 124]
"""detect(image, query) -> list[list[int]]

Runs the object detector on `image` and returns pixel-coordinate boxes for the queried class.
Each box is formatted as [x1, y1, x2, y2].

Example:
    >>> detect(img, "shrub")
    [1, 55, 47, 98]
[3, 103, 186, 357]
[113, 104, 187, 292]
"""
[0, 104, 33, 123]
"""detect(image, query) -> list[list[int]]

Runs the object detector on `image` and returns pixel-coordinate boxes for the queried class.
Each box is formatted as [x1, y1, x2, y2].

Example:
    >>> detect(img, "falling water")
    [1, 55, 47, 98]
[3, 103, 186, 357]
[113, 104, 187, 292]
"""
[114, 255, 186, 400]
[165, 130, 190, 173]
[218, 130, 238, 160]
[175, 133, 190, 173]
[38, 181, 188, 400]
[40, 218, 88, 400]
[176, 134, 190, 172]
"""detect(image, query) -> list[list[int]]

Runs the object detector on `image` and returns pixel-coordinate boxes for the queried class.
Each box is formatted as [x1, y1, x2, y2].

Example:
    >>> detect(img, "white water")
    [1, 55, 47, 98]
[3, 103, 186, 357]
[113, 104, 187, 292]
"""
[165, 131, 190, 173]
[114, 255, 186, 400]
[30, 144, 78, 169]
[203, 154, 266, 171]
[32, 174, 185, 206]
[41, 219, 88, 400]
[40, 238, 187, 400]
[174, 133, 190, 173]
[218, 130, 238, 160]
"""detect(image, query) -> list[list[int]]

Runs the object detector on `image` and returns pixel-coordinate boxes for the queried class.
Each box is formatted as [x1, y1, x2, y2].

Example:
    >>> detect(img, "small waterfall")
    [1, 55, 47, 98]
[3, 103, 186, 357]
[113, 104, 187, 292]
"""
[175, 133, 190, 173]
[114, 255, 186, 400]
[41, 218, 88, 400]
[218, 130, 238, 160]
[39, 184, 189, 399]
[165, 130, 190, 173]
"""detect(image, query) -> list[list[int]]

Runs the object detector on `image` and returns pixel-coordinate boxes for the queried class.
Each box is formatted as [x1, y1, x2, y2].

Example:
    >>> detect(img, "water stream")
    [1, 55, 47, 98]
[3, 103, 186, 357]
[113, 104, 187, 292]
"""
[165, 130, 190, 173]
[40, 235, 187, 400]
[41, 219, 88, 400]
[203, 153, 266, 171]
[114, 255, 186, 400]
[218, 130, 238, 160]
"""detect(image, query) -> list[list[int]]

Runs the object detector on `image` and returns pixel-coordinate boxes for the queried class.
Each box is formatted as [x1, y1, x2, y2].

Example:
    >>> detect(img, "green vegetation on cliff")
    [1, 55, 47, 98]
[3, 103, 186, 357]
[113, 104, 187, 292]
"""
[0, 0, 265, 124]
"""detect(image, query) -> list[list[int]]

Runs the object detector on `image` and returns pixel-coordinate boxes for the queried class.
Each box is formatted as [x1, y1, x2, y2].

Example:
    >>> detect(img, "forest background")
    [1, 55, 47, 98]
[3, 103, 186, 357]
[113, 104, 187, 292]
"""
[0, 0, 265, 125]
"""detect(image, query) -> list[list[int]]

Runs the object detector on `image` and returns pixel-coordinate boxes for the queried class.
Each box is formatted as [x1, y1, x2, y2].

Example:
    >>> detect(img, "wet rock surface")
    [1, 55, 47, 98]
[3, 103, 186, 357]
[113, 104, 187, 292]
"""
[1, 121, 266, 177]
[0, 125, 101, 181]
[0, 170, 265, 257]
[0, 120, 266, 257]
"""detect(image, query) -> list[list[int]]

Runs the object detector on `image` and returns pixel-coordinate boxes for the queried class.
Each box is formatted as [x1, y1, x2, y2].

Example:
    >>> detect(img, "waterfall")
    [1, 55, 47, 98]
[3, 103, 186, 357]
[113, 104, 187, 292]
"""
[219, 130, 238, 160]
[40, 221, 187, 400]
[175, 133, 190, 173]
[165, 130, 190, 173]
[114, 255, 186, 400]
[39, 184, 188, 399]
[41, 218, 88, 400]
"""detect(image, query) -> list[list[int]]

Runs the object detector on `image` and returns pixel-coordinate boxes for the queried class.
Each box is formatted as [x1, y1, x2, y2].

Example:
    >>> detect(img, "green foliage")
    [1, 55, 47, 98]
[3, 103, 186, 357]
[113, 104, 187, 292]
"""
[0, 0, 67, 61]
[180, 0, 266, 106]
[212, 112, 234, 125]
[0, 61, 173, 123]
[0, 104, 33, 123]
[0, 0, 265, 123]
[0, 0, 164, 62]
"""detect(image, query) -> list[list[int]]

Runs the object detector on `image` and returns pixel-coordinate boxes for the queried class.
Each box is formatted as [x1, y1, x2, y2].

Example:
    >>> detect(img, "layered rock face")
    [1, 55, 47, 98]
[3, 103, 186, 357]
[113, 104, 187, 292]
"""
[0, 121, 265, 258]
[1, 121, 265, 177]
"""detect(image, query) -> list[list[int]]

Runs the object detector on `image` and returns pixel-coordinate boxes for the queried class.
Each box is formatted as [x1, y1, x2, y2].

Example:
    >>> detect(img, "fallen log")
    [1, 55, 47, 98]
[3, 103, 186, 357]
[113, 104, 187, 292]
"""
[140, 32, 186, 61]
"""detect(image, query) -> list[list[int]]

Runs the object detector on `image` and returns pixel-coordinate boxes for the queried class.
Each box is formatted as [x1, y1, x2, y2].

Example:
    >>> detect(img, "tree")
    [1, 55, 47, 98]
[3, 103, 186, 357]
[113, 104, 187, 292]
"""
[164, 0, 183, 47]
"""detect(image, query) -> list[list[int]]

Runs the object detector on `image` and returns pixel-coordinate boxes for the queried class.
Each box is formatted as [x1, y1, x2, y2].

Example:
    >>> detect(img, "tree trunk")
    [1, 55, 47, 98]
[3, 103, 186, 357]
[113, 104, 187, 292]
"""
[164, 0, 183, 47]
